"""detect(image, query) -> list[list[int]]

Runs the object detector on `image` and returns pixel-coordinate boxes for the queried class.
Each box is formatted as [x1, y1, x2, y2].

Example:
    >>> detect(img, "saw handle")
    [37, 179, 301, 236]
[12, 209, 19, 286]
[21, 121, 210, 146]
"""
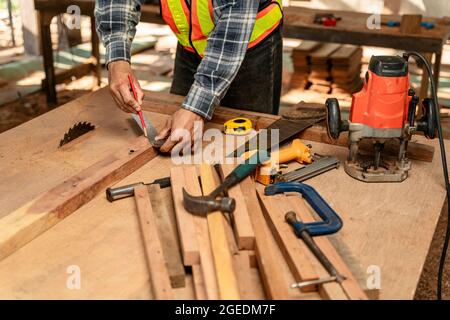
[264, 182, 342, 236]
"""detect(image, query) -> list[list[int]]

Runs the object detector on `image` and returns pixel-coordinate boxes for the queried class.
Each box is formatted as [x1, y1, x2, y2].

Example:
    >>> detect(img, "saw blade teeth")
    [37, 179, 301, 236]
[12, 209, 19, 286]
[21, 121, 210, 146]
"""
[59, 121, 95, 147]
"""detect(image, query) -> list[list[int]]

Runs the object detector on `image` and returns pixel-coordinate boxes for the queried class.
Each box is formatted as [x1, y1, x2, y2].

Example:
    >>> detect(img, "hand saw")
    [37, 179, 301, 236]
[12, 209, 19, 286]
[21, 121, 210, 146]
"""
[228, 117, 325, 158]
[131, 113, 166, 148]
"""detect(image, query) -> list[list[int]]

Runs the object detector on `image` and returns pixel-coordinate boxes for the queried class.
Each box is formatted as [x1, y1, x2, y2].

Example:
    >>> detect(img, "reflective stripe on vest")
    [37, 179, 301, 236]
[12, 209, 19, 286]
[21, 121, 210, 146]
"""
[160, 0, 283, 56]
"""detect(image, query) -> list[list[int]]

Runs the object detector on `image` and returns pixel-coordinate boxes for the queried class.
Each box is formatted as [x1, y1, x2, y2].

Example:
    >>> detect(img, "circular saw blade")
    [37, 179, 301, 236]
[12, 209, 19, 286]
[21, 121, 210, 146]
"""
[59, 122, 95, 147]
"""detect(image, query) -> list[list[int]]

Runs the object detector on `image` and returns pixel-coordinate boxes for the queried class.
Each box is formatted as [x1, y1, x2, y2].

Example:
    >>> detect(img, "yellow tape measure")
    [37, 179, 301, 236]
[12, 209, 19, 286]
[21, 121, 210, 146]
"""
[224, 117, 253, 136]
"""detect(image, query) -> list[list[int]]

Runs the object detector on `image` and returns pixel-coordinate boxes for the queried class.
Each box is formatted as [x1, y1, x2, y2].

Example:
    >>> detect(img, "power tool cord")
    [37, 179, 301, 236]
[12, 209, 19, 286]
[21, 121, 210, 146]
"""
[405, 51, 450, 300]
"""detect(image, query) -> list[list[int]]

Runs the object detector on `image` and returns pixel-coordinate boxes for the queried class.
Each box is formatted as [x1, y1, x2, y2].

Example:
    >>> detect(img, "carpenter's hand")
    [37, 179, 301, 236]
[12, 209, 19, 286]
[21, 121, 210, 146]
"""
[156, 108, 205, 153]
[108, 60, 144, 113]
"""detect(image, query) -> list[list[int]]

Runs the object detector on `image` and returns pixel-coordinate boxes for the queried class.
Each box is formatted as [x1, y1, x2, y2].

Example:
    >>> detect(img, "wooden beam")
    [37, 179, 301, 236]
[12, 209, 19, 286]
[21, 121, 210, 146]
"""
[239, 177, 291, 299]
[183, 166, 219, 300]
[0, 137, 157, 262]
[134, 185, 173, 299]
[148, 185, 185, 288]
[221, 165, 255, 250]
[192, 264, 207, 300]
[256, 190, 319, 292]
[170, 166, 200, 266]
[199, 164, 240, 300]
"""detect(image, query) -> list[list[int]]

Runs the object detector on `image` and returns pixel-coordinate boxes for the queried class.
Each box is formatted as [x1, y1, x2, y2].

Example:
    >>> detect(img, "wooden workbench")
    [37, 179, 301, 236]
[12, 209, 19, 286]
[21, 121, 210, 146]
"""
[0, 88, 448, 299]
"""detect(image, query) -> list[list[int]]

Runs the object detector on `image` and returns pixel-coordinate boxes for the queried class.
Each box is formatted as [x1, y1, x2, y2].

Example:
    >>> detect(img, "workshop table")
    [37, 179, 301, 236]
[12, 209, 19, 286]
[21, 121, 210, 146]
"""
[0, 88, 448, 299]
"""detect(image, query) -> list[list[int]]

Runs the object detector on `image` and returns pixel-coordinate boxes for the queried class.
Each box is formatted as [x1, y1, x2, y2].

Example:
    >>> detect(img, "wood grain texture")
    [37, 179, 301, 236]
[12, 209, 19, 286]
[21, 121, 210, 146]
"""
[256, 187, 347, 300]
[183, 166, 219, 300]
[199, 164, 240, 300]
[0, 137, 157, 262]
[256, 190, 319, 291]
[148, 185, 185, 288]
[0, 88, 446, 299]
[170, 166, 200, 266]
[221, 164, 255, 250]
[134, 185, 173, 299]
[239, 177, 291, 299]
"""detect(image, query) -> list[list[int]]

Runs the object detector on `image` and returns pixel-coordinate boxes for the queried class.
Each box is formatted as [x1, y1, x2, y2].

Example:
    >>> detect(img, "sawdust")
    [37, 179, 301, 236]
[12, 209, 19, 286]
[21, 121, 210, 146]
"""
[415, 201, 450, 299]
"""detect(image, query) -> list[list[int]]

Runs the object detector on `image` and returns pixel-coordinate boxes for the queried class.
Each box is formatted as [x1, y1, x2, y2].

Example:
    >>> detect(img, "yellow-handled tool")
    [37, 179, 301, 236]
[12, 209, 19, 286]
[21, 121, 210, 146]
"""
[256, 139, 313, 185]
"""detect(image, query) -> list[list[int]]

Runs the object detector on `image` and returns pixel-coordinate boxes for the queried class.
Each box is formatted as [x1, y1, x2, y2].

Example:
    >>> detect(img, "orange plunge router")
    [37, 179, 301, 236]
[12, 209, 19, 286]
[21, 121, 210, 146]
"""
[325, 55, 436, 182]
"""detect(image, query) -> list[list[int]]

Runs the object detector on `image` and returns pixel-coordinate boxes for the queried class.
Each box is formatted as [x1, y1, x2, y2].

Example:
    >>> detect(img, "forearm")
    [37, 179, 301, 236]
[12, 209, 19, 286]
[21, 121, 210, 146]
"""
[94, 0, 145, 66]
[182, 1, 259, 120]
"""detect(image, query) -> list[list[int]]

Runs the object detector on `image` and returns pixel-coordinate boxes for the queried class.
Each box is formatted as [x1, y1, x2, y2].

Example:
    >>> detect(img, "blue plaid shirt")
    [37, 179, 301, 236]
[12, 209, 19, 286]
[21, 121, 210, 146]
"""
[95, 0, 262, 120]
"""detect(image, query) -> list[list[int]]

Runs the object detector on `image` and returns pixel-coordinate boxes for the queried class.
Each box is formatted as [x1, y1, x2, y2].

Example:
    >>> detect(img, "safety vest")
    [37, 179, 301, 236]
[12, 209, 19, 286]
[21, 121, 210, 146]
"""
[160, 0, 283, 56]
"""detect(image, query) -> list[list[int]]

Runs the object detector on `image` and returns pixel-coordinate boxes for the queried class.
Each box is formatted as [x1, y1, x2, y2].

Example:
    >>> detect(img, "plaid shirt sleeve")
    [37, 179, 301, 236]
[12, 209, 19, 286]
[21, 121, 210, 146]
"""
[182, 1, 260, 120]
[94, 0, 145, 66]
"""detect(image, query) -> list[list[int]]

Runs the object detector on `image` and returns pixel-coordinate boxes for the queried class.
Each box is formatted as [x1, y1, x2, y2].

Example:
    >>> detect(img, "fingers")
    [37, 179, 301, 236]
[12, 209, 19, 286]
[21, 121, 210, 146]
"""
[110, 86, 135, 113]
[156, 118, 172, 140]
[119, 85, 141, 113]
[160, 127, 190, 154]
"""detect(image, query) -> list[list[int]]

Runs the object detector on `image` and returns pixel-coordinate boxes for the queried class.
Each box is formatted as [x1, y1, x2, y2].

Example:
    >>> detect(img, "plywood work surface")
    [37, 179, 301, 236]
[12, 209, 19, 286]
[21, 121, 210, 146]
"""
[0, 88, 448, 299]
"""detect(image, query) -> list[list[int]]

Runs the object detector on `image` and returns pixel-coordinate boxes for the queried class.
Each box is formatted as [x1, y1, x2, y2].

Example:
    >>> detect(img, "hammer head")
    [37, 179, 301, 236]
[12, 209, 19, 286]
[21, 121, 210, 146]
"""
[182, 188, 236, 215]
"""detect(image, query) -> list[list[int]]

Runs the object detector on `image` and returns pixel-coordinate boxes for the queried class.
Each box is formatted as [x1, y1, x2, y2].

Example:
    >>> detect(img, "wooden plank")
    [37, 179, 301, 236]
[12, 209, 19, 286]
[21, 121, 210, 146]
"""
[192, 264, 207, 300]
[234, 251, 266, 300]
[148, 185, 185, 288]
[170, 167, 200, 266]
[0, 136, 157, 262]
[239, 177, 291, 299]
[256, 190, 319, 291]
[199, 164, 240, 300]
[183, 166, 219, 300]
[134, 185, 173, 299]
[256, 188, 347, 300]
[221, 164, 255, 250]
[286, 195, 368, 300]
[310, 43, 341, 63]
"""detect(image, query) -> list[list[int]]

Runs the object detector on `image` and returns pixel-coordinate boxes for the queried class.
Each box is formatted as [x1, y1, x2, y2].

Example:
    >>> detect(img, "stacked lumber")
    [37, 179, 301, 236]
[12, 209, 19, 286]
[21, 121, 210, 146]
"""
[291, 41, 321, 89]
[330, 45, 364, 95]
[136, 163, 369, 300]
[309, 43, 341, 94]
[290, 42, 363, 95]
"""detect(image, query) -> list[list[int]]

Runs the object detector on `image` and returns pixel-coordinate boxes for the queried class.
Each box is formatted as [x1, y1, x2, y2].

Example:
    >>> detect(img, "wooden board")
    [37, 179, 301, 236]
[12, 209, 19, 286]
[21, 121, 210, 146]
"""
[221, 165, 255, 250]
[170, 166, 200, 266]
[148, 185, 185, 288]
[0, 137, 157, 262]
[199, 164, 240, 300]
[285, 195, 368, 300]
[183, 166, 219, 300]
[256, 190, 319, 291]
[134, 185, 173, 299]
[239, 177, 292, 299]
